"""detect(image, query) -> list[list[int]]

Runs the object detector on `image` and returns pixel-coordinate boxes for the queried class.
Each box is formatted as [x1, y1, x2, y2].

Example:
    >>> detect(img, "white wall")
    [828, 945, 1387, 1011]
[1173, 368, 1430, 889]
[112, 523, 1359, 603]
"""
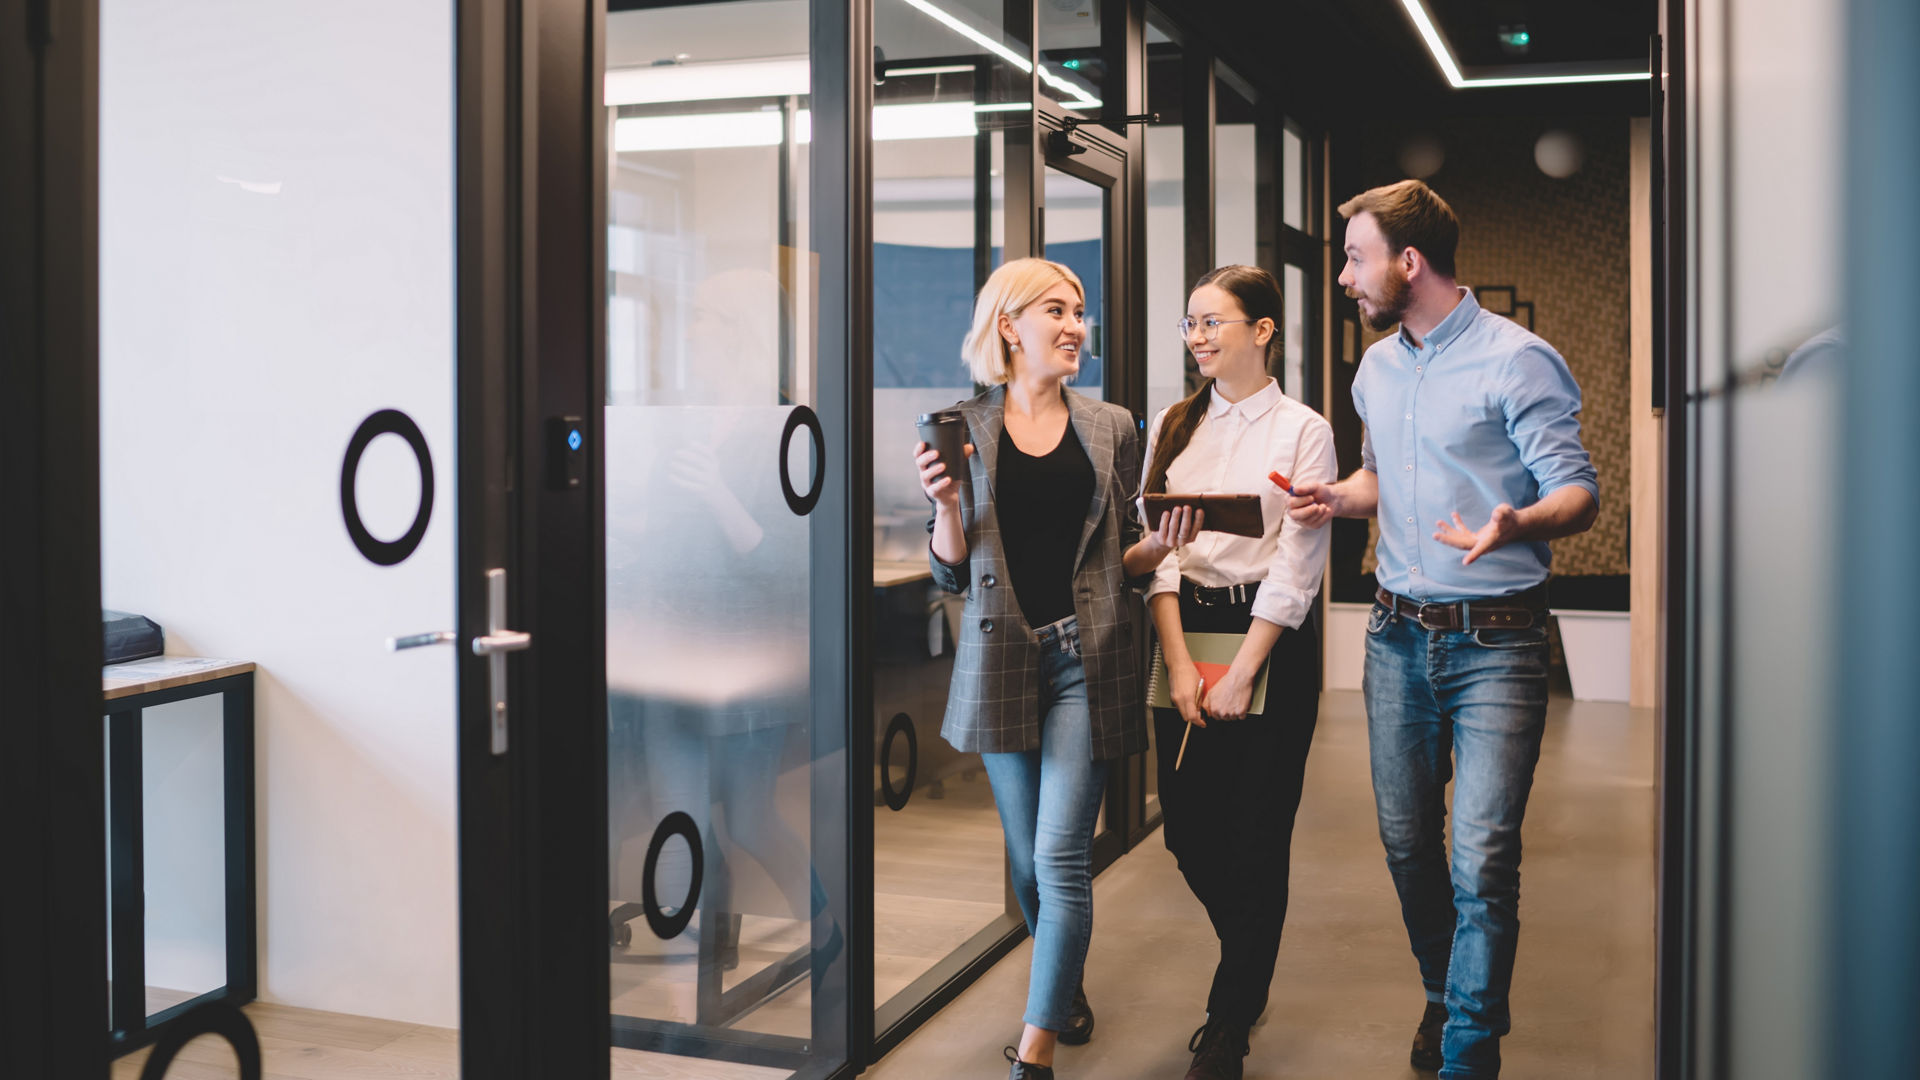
[130, 697, 229, 996]
[100, 0, 460, 1027]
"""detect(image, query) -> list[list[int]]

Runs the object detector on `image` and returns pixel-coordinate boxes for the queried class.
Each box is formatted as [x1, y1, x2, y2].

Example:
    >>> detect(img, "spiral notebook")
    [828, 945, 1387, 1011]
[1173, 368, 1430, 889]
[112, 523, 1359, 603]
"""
[1147, 631, 1271, 718]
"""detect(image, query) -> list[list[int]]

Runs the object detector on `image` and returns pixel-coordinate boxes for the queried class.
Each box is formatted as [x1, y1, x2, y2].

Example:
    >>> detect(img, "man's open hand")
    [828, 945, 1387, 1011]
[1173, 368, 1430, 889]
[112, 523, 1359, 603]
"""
[1434, 504, 1522, 565]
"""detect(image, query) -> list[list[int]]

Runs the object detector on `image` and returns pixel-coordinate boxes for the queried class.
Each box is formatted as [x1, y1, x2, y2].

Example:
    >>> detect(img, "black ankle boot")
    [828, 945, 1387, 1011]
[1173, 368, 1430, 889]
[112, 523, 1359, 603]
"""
[1411, 999, 1448, 1071]
[1004, 1045, 1055, 1079]
[1183, 1019, 1249, 1080]
[1058, 982, 1094, 1046]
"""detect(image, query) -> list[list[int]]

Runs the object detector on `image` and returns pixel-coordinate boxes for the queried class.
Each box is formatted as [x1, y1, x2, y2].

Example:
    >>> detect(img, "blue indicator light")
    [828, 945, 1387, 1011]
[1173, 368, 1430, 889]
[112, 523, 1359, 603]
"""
[568, 429, 582, 451]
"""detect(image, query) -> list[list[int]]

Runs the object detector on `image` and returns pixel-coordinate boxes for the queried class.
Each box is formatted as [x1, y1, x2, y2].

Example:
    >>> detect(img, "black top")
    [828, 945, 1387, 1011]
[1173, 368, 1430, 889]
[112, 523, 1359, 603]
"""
[996, 423, 1095, 628]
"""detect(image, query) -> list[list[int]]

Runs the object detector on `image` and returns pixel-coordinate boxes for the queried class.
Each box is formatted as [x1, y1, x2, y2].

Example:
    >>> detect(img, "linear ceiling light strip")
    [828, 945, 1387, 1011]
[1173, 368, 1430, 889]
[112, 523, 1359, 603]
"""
[1396, 0, 1650, 88]
[898, 0, 1101, 107]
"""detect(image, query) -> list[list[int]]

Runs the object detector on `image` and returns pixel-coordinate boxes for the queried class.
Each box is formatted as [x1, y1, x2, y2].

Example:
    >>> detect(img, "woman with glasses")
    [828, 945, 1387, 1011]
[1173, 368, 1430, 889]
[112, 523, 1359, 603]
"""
[1139, 265, 1338, 1080]
[914, 257, 1197, 1080]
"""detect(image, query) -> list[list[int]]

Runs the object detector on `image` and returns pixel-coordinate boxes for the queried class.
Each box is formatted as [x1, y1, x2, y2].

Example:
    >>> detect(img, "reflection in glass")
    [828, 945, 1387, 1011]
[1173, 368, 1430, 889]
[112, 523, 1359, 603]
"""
[605, 3, 846, 1072]
[608, 406, 815, 1035]
[1037, 0, 1106, 113]
[1043, 168, 1108, 400]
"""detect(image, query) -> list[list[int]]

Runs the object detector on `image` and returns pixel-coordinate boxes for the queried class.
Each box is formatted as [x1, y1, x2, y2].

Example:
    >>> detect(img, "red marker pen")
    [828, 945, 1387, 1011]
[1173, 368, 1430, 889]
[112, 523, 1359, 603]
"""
[1269, 471, 1295, 496]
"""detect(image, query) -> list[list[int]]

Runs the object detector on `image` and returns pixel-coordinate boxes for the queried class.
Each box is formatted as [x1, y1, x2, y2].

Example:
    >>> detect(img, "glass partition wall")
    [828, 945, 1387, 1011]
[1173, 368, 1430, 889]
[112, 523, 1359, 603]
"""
[868, 0, 1030, 1042]
[603, 2, 849, 1075]
[1134, 9, 1188, 841]
[596, 0, 1310, 1071]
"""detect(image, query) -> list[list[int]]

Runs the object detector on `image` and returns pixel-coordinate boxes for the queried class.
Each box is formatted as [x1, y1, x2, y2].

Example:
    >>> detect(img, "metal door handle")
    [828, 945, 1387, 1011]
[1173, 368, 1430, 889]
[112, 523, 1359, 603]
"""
[383, 568, 529, 755]
[472, 631, 531, 656]
[388, 631, 456, 651]
[478, 568, 527, 755]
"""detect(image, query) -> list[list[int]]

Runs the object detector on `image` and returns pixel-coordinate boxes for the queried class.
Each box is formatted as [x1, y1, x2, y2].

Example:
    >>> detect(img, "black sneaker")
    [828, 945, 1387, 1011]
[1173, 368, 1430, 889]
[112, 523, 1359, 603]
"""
[1411, 1000, 1448, 1071]
[1183, 1019, 1249, 1080]
[1004, 1045, 1055, 1080]
[1058, 982, 1094, 1046]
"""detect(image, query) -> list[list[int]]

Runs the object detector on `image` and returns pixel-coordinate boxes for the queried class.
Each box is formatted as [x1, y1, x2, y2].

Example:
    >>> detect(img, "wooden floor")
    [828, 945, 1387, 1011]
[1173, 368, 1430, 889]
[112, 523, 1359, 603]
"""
[114, 759, 1013, 1079]
[871, 761, 1009, 1008]
[113, 1001, 786, 1080]
[865, 690, 1659, 1079]
[109, 691, 1654, 1079]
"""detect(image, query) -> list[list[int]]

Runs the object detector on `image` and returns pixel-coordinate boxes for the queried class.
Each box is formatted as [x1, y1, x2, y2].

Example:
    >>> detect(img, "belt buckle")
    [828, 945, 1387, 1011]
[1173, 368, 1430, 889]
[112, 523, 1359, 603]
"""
[1416, 602, 1450, 632]
[1193, 583, 1215, 607]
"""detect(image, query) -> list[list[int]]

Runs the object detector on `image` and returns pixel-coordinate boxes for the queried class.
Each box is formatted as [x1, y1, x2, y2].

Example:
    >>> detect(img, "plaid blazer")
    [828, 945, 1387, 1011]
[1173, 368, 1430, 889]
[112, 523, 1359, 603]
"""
[928, 384, 1149, 762]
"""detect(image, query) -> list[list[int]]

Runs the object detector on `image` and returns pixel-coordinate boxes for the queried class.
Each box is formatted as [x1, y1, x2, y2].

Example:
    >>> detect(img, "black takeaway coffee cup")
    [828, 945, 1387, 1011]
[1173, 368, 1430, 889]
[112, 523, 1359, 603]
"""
[915, 409, 971, 497]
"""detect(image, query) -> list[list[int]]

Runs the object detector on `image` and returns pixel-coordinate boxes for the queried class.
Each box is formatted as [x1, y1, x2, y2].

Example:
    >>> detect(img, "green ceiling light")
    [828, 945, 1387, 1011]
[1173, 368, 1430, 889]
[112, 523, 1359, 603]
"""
[1063, 58, 1082, 69]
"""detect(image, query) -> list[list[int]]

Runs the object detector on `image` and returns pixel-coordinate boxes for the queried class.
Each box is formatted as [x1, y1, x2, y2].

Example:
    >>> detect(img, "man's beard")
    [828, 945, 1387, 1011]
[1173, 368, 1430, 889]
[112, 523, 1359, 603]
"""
[1349, 262, 1411, 332]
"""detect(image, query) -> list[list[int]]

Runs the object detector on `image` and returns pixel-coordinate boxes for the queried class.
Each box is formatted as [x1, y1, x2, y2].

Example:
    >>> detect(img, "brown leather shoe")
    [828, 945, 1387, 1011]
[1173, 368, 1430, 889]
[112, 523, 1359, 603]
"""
[1410, 1000, 1447, 1071]
[1183, 1020, 1248, 1080]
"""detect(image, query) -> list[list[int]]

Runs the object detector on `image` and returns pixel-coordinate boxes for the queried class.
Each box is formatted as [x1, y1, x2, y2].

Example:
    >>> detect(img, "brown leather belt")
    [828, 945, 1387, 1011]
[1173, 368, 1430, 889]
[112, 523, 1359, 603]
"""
[1375, 584, 1549, 631]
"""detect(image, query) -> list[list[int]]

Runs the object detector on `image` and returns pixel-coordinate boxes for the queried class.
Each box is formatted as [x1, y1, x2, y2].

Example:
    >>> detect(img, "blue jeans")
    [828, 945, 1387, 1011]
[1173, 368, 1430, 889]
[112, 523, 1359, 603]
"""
[1363, 602, 1550, 1080]
[981, 616, 1109, 1032]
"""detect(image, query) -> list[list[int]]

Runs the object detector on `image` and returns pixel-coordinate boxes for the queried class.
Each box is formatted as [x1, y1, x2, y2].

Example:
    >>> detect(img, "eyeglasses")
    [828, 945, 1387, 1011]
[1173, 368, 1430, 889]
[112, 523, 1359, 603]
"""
[1176, 316, 1257, 341]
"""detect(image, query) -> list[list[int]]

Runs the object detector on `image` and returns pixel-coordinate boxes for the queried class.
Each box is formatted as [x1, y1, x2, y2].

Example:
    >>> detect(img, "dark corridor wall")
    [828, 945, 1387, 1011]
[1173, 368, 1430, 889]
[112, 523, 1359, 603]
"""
[1341, 115, 1633, 586]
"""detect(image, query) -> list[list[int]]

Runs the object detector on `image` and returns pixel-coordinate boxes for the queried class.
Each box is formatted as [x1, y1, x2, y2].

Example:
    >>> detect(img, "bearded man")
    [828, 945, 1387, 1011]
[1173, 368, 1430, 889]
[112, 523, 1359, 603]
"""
[1288, 179, 1599, 1080]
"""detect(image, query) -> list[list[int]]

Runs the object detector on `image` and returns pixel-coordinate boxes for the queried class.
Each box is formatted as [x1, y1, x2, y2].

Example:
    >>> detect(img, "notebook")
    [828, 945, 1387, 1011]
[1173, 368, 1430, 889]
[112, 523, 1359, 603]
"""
[1146, 631, 1271, 717]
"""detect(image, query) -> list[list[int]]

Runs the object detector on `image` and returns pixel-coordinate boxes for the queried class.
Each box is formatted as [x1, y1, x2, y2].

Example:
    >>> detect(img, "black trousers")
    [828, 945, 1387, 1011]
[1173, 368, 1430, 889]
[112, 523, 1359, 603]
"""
[1153, 587, 1321, 1029]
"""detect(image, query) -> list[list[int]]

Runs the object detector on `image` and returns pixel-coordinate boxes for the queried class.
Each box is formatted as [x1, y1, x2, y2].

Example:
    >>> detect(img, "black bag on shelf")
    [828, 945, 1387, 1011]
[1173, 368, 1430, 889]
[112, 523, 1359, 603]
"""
[103, 610, 164, 665]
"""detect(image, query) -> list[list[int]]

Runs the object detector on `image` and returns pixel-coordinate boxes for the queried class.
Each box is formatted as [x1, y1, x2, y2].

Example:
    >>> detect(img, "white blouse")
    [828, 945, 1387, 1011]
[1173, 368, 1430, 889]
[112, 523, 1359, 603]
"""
[1138, 378, 1338, 631]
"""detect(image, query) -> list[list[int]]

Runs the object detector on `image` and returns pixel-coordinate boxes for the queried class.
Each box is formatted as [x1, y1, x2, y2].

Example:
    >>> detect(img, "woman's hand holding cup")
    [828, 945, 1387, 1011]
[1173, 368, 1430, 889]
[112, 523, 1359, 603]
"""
[914, 440, 975, 512]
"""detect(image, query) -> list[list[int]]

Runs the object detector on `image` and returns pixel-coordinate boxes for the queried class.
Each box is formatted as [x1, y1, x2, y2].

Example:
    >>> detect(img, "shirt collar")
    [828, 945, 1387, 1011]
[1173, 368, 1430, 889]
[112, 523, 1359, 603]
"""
[1208, 376, 1282, 422]
[1399, 286, 1479, 354]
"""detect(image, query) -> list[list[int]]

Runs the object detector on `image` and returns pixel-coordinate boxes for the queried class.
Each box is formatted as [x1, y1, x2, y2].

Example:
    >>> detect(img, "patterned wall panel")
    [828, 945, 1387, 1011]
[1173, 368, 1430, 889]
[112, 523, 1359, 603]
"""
[1350, 116, 1631, 578]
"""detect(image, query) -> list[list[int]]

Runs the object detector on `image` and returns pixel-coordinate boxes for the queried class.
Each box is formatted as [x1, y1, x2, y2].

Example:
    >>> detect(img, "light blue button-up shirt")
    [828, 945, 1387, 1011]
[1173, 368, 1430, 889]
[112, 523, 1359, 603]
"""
[1354, 287, 1599, 603]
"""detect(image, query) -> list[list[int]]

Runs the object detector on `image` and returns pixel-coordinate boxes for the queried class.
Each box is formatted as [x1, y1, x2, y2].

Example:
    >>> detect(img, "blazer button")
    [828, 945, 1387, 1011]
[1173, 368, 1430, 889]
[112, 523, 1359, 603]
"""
[980, 618, 994, 633]
[982, 573, 997, 587]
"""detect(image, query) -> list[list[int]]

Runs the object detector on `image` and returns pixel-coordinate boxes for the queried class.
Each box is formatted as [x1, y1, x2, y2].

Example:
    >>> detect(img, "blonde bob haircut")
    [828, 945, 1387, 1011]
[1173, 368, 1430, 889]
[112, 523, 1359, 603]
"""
[960, 257, 1085, 385]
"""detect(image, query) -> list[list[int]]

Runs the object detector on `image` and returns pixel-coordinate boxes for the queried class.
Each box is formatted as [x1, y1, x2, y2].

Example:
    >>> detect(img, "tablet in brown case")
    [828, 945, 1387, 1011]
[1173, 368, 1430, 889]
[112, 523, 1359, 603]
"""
[1142, 493, 1265, 538]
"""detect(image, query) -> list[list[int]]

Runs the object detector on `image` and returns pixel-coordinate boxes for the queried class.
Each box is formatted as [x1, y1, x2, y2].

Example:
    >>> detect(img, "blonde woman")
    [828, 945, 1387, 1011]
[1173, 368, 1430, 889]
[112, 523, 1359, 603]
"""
[914, 257, 1195, 1080]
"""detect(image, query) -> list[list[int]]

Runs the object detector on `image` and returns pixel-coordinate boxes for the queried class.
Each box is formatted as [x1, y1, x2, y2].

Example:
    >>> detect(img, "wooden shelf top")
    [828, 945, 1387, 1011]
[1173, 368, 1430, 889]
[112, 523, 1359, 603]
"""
[103, 656, 255, 701]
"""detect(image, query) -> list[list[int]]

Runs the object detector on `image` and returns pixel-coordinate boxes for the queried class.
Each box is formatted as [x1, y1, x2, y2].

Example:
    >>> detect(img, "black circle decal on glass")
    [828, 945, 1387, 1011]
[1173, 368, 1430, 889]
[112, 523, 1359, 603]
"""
[340, 409, 434, 566]
[641, 811, 703, 940]
[880, 712, 918, 812]
[140, 1001, 261, 1080]
[779, 405, 826, 516]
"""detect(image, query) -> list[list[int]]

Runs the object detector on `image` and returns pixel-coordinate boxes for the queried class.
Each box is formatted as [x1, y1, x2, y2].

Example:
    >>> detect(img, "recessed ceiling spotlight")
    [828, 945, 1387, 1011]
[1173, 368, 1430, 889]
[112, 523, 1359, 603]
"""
[1398, 135, 1445, 179]
[1534, 130, 1585, 178]
[1497, 24, 1531, 56]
